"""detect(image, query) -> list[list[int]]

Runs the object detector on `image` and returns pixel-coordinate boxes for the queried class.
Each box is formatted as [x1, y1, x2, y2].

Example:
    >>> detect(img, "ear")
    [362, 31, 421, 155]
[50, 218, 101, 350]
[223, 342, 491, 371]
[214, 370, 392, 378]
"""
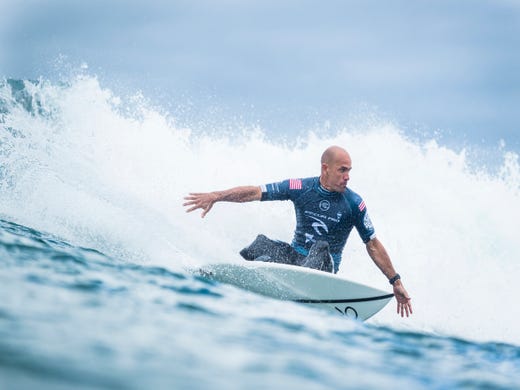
[321, 162, 328, 175]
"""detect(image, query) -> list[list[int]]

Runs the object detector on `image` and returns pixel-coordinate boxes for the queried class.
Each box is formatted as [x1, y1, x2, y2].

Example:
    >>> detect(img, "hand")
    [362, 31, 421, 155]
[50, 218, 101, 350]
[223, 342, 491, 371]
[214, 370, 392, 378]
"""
[183, 192, 218, 218]
[393, 281, 412, 317]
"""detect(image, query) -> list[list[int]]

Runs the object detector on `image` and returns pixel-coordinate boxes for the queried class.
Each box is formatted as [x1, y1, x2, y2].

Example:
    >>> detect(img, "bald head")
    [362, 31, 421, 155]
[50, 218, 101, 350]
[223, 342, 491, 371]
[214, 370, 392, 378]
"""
[321, 146, 350, 165]
[320, 146, 352, 193]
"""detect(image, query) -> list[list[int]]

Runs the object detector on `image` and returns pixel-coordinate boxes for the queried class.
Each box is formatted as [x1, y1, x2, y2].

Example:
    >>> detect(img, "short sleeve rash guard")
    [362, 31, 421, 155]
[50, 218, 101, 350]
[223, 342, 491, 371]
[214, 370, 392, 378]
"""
[260, 177, 376, 262]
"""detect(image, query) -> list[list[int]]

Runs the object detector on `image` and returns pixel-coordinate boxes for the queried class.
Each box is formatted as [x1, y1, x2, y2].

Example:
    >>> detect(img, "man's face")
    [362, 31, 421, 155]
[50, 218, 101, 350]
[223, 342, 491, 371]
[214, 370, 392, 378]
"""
[322, 152, 352, 193]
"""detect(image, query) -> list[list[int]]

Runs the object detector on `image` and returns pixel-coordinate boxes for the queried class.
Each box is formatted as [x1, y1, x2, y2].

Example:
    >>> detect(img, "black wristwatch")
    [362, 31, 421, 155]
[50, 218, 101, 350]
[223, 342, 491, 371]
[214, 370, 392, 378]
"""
[389, 273, 401, 285]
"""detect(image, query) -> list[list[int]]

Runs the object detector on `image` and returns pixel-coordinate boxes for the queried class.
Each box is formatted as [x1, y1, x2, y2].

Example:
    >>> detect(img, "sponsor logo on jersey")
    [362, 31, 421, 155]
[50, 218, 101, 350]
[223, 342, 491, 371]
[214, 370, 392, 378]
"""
[307, 215, 329, 236]
[319, 200, 330, 211]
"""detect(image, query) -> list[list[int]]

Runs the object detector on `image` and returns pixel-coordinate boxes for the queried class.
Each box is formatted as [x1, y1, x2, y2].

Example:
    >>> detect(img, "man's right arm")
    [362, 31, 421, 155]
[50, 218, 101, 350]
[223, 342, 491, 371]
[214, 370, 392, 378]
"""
[183, 186, 262, 218]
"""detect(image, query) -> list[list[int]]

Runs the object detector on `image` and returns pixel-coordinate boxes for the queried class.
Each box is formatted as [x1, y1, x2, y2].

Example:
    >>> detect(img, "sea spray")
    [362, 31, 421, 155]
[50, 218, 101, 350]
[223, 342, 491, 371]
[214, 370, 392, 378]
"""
[1, 75, 519, 345]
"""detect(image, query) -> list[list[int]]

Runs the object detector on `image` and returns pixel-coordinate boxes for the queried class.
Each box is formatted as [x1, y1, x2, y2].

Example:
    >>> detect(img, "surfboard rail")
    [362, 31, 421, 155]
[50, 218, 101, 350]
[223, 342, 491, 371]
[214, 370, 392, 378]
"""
[197, 261, 394, 321]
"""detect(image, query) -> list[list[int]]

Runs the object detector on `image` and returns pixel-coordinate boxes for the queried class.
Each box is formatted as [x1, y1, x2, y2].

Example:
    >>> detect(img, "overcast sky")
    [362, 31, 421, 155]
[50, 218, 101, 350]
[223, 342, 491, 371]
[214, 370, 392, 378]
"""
[1, 0, 519, 150]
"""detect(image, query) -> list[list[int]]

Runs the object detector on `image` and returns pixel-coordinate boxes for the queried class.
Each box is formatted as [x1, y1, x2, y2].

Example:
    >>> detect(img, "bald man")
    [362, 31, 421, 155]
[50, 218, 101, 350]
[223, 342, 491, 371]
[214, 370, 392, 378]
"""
[184, 146, 412, 317]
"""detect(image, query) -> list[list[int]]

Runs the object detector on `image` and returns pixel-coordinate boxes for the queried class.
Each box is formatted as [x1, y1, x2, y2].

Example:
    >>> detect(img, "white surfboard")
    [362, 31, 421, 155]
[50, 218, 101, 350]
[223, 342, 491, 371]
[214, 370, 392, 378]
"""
[197, 261, 394, 321]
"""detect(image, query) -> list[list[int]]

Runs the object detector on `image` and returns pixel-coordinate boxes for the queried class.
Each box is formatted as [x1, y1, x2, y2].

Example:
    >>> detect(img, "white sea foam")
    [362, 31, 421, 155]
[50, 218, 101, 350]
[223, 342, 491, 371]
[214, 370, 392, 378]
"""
[1, 75, 519, 345]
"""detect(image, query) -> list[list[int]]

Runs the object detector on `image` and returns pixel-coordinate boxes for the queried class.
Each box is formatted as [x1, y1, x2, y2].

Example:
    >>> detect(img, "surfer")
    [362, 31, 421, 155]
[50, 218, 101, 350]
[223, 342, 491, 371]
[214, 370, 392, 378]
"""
[183, 146, 412, 317]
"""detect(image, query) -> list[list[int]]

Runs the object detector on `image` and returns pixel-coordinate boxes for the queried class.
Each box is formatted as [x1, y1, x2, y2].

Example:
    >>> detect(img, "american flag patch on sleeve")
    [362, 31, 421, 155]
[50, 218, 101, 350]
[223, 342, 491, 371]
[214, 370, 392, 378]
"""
[289, 179, 302, 190]
[358, 200, 366, 211]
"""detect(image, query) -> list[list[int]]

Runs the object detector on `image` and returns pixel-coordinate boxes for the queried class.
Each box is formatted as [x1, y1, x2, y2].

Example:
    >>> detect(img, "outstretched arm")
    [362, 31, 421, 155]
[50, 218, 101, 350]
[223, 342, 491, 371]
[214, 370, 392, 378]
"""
[365, 238, 413, 317]
[183, 186, 262, 218]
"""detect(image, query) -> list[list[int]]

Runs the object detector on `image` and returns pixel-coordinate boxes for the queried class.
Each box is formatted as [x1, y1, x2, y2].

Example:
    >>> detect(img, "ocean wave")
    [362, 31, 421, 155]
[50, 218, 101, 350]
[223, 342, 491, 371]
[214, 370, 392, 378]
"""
[1, 75, 519, 346]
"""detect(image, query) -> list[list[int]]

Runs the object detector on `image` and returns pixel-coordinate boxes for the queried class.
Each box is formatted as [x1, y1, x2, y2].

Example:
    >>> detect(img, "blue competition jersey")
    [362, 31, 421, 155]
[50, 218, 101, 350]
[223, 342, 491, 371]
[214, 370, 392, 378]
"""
[260, 177, 376, 272]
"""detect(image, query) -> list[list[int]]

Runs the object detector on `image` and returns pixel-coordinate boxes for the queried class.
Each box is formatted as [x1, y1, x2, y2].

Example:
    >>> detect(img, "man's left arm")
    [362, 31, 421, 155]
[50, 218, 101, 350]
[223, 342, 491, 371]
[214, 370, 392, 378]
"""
[366, 238, 413, 317]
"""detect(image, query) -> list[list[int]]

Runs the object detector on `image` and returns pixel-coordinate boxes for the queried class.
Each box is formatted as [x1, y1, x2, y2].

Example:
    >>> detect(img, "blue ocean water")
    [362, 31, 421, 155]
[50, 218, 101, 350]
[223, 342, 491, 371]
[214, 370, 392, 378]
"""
[1, 76, 520, 389]
[1, 219, 520, 390]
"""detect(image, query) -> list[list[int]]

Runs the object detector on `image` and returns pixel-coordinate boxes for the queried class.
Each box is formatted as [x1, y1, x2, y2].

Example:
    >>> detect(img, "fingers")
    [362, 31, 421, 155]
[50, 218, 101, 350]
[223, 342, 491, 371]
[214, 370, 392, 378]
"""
[183, 194, 204, 209]
[401, 303, 409, 317]
[201, 203, 213, 218]
[184, 193, 204, 200]
[397, 302, 405, 317]
[183, 193, 213, 217]
[183, 197, 202, 211]
[397, 299, 412, 317]
[183, 193, 202, 206]
[185, 204, 201, 213]
[393, 284, 412, 317]
[397, 303, 406, 317]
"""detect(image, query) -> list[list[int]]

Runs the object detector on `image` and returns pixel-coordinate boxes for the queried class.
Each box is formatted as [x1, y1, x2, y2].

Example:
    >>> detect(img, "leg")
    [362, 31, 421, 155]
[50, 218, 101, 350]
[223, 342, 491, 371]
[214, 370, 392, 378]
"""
[239, 234, 305, 265]
[302, 241, 333, 273]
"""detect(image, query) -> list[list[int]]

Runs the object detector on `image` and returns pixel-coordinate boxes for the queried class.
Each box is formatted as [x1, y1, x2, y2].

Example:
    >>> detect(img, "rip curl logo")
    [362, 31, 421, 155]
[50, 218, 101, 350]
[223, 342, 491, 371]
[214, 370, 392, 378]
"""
[308, 215, 329, 236]
[319, 200, 330, 211]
